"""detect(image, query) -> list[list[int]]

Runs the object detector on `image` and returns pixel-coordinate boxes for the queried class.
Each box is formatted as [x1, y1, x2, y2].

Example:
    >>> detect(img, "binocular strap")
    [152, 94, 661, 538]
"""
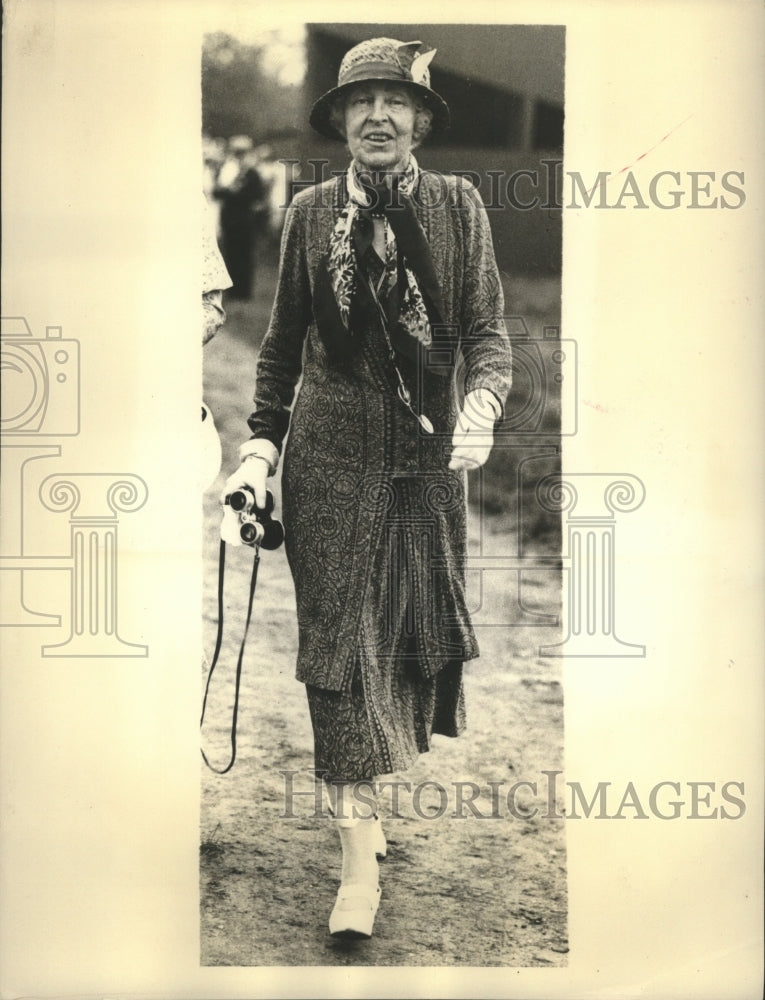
[200, 539, 260, 774]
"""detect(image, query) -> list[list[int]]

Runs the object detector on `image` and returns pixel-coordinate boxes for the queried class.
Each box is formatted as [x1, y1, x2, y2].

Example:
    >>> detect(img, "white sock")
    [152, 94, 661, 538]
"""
[325, 781, 380, 887]
[336, 819, 380, 887]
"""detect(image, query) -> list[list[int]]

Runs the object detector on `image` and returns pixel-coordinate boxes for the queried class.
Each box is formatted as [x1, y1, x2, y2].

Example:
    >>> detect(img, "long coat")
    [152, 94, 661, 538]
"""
[247, 170, 513, 692]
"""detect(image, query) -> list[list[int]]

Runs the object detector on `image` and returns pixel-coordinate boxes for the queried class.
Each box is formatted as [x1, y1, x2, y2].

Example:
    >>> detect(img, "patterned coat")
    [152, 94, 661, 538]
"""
[248, 170, 513, 692]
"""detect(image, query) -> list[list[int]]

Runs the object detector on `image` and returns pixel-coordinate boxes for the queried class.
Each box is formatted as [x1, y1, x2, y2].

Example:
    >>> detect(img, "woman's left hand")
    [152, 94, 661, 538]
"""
[448, 388, 500, 471]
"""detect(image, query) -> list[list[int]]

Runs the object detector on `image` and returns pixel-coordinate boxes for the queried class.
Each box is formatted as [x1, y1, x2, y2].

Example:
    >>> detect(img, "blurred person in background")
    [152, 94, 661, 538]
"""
[252, 143, 297, 249]
[221, 37, 512, 940]
[213, 135, 267, 301]
[202, 135, 226, 233]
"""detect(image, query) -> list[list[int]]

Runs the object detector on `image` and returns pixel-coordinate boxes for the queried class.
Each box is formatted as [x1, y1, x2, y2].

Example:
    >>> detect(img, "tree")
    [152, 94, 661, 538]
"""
[202, 32, 301, 141]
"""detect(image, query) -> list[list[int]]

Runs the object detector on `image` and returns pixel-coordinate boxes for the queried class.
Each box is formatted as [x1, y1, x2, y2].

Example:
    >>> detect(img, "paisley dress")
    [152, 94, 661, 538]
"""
[247, 171, 513, 780]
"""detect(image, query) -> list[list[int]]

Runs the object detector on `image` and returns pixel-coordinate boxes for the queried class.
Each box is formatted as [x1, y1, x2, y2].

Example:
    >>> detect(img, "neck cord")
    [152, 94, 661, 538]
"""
[362, 268, 434, 435]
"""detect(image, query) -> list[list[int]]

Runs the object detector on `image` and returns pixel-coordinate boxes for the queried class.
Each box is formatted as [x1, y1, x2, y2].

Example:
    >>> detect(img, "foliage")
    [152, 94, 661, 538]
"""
[202, 32, 302, 141]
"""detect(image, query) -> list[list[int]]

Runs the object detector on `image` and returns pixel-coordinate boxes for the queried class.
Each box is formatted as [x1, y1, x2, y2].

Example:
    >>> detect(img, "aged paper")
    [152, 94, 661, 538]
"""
[1, 0, 762, 997]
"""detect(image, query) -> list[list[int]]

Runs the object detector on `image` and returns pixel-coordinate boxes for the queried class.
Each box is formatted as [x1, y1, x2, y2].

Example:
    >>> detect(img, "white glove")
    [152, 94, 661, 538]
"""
[220, 454, 270, 511]
[219, 444, 275, 546]
[219, 439, 278, 512]
[448, 388, 501, 471]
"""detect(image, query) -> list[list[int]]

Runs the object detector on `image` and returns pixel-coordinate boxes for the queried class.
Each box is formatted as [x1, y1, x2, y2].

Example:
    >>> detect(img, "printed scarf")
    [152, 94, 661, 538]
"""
[327, 156, 433, 346]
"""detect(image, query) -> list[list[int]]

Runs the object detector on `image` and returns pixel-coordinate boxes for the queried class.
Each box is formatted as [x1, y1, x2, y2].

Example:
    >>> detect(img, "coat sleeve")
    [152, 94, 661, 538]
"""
[246, 198, 313, 453]
[456, 179, 513, 416]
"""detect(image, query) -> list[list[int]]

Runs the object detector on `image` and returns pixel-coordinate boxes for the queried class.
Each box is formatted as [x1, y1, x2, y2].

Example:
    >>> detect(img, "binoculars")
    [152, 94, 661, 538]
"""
[222, 488, 285, 550]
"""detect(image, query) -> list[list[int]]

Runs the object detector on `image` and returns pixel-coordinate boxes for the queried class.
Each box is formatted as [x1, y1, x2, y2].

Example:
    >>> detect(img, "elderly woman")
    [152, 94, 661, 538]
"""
[222, 37, 513, 939]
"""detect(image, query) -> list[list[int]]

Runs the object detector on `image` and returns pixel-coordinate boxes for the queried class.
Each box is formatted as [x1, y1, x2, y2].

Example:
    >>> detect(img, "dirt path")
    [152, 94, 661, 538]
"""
[199, 273, 567, 968]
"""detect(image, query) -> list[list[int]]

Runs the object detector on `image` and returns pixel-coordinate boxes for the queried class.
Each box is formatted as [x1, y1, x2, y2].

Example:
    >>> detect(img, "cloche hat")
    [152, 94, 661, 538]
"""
[309, 37, 450, 142]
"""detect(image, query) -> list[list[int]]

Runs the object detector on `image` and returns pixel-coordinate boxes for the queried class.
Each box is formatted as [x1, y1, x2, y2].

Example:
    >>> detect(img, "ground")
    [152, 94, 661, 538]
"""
[199, 256, 567, 967]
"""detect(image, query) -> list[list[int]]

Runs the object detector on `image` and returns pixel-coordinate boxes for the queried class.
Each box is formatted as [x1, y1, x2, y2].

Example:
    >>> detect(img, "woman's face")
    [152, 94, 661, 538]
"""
[343, 82, 418, 172]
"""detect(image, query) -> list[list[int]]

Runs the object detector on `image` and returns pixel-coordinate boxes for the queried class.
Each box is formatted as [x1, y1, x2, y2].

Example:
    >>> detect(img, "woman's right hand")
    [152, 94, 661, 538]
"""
[220, 455, 269, 511]
[448, 388, 501, 471]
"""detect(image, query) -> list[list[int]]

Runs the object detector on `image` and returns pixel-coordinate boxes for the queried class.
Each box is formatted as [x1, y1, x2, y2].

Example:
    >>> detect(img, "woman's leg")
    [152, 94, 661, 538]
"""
[324, 781, 387, 884]
[325, 779, 384, 938]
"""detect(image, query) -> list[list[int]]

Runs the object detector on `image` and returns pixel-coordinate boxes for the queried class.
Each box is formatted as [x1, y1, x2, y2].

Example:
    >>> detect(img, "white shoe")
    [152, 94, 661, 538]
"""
[329, 883, 381, 939]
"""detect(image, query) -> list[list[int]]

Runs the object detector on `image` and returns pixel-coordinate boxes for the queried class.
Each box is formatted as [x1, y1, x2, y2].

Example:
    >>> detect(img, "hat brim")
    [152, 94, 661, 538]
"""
[309, 77, 450, 142]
